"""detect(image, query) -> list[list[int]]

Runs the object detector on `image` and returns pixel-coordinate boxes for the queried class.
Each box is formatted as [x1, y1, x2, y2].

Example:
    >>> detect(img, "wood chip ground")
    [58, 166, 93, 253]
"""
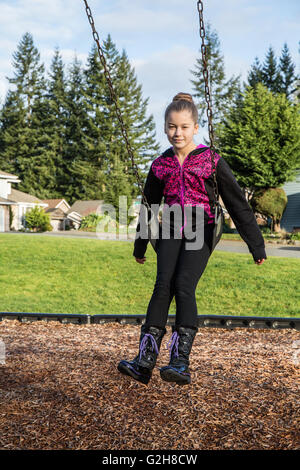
[0, 320, 299, 450]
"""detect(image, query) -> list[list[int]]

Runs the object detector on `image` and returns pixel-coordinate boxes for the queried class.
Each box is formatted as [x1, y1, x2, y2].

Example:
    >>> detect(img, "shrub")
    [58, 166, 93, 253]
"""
[260, 225, 271, 234]
[80, 212, 118, 232]
[251, 188, 287, 232]
[80, 213, 104, 229]
[290, 232, 300, 241]
[25, 206, 52, 232]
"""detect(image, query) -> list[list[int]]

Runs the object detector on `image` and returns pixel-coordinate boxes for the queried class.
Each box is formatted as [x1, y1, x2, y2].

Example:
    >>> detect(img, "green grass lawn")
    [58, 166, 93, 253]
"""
[0, 233, 299, 318]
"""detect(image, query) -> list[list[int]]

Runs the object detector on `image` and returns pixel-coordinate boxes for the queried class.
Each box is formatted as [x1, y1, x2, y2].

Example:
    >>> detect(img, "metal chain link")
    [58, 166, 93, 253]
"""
[82, 0, 152, 212]
[197, 0, 220, 205]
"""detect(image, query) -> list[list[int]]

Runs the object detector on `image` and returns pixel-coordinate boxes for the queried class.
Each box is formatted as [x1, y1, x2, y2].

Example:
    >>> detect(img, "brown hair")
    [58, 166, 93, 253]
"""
[164, 92, 198, 124]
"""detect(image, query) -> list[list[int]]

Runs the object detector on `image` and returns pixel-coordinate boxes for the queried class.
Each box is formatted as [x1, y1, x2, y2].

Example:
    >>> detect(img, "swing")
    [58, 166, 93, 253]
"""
[83, 0, 224, 253]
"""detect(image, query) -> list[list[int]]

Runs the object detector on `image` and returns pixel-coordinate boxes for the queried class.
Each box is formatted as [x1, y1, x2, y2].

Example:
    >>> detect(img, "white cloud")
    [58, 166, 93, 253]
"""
[0, 0, 298, 148]
[130, 58, 147, 69]
[131, 44, 208, 147]
[0, 0, 84, 43]
[41, 48, 88, 68]
[96, 6, 190, 34]
[132, 45, 197, 96]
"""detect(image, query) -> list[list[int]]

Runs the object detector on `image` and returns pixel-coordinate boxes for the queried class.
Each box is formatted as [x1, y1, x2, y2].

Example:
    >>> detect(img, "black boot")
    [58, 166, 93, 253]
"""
[117, 324, 166, 385]
[160, 325, 198, 385]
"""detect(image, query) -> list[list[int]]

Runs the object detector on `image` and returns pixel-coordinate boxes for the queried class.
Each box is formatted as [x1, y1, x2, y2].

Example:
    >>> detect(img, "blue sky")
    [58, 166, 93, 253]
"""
[0, 0, 299, 148]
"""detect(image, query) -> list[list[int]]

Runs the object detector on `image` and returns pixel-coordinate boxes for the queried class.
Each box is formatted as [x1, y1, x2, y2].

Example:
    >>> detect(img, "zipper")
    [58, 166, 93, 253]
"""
[174, 155, 188, 236]
[180, 164, 187, 236]
[173, 146, 209, 235]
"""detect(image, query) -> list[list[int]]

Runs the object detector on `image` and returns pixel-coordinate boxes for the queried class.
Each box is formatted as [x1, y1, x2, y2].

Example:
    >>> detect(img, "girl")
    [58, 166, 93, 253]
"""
[117, 92, 267, 386]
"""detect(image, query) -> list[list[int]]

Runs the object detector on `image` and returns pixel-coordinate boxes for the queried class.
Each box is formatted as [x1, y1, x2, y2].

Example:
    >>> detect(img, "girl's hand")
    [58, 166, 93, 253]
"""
[255, 258, 265, 265]
[135, 257, 146, 264]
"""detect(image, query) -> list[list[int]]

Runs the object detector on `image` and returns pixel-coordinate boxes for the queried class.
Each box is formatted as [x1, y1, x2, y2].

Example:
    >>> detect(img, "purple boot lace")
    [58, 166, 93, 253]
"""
[139, 333, 159, 361]
[166, 331, 179, 359]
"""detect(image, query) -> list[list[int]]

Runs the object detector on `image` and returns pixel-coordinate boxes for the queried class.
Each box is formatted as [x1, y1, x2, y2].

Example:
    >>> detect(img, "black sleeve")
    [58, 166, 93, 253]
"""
[216, 157, 267, 262]
[133, 162, 164, 258]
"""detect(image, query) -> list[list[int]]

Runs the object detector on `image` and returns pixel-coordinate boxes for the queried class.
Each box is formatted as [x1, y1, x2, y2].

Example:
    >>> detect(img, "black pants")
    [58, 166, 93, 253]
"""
[145, 223, 214, 329]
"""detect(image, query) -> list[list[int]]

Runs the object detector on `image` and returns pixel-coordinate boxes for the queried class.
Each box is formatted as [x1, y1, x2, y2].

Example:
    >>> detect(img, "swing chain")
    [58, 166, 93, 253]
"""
[82, 0, 152, 214]
[83, 0, 219, 218]
[197, 0, 220, 206]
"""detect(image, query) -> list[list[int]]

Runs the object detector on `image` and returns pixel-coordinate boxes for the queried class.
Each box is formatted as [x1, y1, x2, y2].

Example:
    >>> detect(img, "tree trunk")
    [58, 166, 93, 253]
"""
[273, 219, 281, 232]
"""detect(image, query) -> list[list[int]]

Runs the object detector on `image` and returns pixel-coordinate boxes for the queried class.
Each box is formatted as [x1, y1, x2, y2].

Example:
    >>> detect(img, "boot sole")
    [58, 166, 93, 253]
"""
[160, 367, 191, 385]
[117, 361, 151, 385]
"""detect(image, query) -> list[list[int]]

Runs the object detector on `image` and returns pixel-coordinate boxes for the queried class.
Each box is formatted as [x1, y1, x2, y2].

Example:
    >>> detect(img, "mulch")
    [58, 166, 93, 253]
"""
[0, 319, 299, 450]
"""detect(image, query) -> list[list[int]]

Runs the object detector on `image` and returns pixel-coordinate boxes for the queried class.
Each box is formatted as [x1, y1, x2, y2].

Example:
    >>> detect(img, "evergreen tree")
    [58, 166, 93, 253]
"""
[0, 90, 26, 174]
[279, 43, 297, 98]
[17, 74, 58, 197]
[0, 33, 56, 197]
[8, 32, 45, 124]
[84, 36, 160, 219]
[63, 55, 97, 204]
[83, 42, 132, 217]
[247, 57, 263, 89]
[44, 47, 69, 198]
[83, 43, 109, 198]
[216, 83, 300, 195]
[106, 41, 160, 183]
[190, 22, 241, 129]
[296, 79, 300, 104]
[102, 151, 133, 224]
[245, 44, 297, 101]
[296, 42, 300, 104]
[261, 46, 282, 94]
[0, 32, 159, 212]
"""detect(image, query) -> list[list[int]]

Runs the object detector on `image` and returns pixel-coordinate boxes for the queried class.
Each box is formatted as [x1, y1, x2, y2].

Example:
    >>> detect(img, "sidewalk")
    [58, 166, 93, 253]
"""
[3, 230, 300, 258]
[215, 238, 300, 259]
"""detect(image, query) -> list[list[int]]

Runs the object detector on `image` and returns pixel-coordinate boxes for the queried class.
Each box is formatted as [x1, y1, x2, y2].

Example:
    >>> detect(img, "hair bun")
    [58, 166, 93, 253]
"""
[172, 92, 194, 104]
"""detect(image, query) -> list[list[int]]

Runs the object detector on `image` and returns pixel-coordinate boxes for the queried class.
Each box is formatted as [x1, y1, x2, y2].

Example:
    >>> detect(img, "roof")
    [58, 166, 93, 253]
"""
[45, 207, 66, 219]
[42, 198, 70, 210]
[0, 196, 15, 204]
[67, 211, 82, 222]
[7, 188, 47, 205]
[67, 200, 104, 217]
[0, 170, 20, 180]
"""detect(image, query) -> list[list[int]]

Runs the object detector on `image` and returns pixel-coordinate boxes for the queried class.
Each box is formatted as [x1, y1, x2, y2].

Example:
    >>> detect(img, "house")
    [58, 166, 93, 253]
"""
[43, 198, 70, 231]
[280, 168, 300, 232]
[42, 198, 81, 231]
[67, 200, 104, 217]
[0, 170, 48, 232]
[0, 171, 84, 232]
[0, 168, 148, 232]
[66, 199, 143, 229]
[66, 200, 105, 229]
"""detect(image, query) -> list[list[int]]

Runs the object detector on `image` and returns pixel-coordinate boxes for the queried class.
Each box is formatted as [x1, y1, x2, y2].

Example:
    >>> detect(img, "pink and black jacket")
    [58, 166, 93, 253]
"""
[133, 144, 267, 262]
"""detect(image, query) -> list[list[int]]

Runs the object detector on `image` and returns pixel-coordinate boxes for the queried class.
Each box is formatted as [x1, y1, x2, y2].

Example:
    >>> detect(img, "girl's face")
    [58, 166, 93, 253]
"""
[164, 110, 199, 152]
